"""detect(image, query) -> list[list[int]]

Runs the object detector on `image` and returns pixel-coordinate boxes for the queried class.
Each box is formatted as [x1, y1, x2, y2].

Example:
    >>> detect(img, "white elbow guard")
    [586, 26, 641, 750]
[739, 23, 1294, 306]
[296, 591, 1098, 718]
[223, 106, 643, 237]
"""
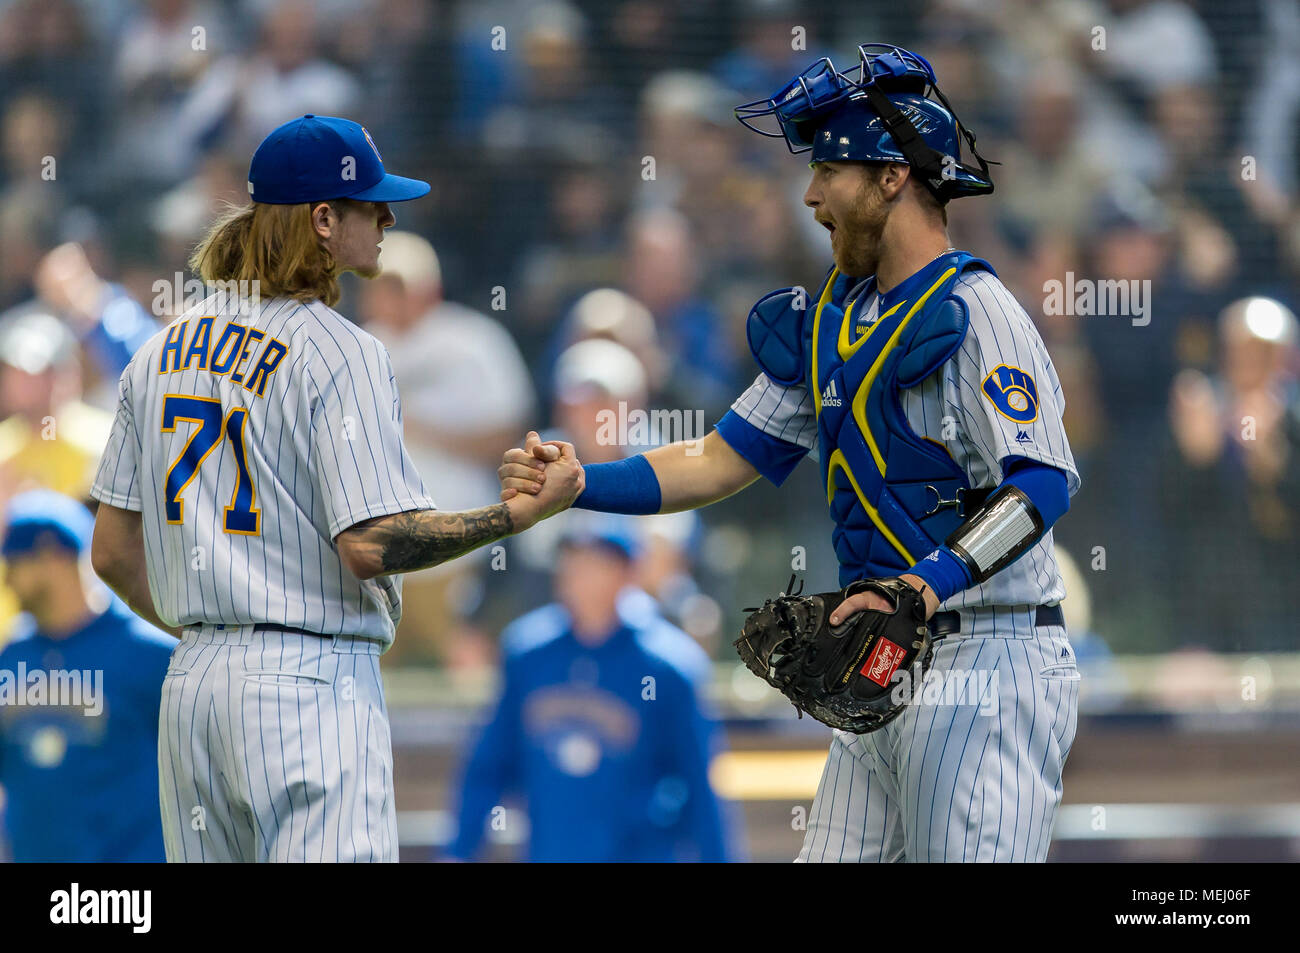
[944, 485, 1044, 585]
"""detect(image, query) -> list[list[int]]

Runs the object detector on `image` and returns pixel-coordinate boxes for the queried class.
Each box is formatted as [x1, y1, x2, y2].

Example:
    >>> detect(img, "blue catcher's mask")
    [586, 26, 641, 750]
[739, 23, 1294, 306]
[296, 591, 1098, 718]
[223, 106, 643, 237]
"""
[735, 43, 995, 201]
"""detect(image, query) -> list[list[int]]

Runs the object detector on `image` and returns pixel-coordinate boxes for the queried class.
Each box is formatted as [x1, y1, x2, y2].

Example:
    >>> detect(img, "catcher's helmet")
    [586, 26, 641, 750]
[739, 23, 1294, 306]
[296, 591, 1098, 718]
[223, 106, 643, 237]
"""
[735, 43, 995, 201]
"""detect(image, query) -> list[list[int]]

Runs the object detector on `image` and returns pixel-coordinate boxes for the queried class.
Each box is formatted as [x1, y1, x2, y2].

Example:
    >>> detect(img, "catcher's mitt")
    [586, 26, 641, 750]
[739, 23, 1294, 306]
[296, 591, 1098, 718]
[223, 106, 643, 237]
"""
[734, 576, 934, 733]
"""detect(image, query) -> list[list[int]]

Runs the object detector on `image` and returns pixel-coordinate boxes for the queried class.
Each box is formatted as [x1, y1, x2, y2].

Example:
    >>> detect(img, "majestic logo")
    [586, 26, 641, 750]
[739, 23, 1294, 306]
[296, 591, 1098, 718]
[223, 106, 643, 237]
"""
[1060, 646, 1070, 659]
[862, 637, 906, 687]
[822, 380, 843, 408]
[1015, 429, 1033, 445]
[982, 364, 1039, 424]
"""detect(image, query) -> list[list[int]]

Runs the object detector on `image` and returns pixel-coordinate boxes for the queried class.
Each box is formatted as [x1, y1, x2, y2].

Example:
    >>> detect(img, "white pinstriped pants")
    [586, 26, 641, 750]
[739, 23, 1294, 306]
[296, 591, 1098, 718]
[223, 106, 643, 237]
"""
[797, 613, 1080, 863]
[158, 626, 397, 863]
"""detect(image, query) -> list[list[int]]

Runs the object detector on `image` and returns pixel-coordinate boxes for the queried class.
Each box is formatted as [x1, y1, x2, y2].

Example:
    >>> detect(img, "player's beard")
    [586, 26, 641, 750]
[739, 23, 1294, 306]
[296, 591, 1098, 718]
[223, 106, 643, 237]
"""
[834, 175, 890, 278]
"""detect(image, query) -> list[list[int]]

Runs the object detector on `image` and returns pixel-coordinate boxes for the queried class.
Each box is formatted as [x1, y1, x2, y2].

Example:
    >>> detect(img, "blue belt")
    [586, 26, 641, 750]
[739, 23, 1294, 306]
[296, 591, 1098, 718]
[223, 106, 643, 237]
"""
[929, 604, 1064, 639]
[209, 622, 328, 638]
[258, 623, 328, 638]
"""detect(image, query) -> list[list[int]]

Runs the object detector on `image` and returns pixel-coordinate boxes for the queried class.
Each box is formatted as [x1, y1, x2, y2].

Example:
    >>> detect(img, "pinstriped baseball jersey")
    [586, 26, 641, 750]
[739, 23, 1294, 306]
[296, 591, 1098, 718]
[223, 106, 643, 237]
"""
[90, 290, 434, 646]
[730, 266, 1079, 611]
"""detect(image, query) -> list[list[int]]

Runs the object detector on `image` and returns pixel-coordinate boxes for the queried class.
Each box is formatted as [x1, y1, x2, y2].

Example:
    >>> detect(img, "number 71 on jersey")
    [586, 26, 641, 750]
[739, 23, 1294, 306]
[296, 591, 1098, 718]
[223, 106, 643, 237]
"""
[161, 394, 260, 535]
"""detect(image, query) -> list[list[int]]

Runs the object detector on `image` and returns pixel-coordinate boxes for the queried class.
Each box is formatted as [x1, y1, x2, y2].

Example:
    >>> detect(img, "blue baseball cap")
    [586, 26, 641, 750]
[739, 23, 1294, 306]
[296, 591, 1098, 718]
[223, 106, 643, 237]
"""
[558, 513, 643, 562]
[247, 115, 430, 205]
[1, 490, 94, 560]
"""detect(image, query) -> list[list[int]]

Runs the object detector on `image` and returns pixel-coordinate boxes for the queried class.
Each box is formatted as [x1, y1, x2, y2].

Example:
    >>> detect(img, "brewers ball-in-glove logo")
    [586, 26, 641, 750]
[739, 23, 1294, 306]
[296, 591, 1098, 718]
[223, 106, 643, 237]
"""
[981, 364, 1039, 423]
[734, 577, 935, 733]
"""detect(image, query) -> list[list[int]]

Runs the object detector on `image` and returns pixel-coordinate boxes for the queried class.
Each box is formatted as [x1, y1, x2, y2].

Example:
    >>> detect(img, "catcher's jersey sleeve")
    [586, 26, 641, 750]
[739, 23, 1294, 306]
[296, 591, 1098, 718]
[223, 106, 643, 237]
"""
[92, 367, 145, 511]
[715, 372, 818, 485]
[948, 272, 1080, 494]
[303, 327, 434, 538]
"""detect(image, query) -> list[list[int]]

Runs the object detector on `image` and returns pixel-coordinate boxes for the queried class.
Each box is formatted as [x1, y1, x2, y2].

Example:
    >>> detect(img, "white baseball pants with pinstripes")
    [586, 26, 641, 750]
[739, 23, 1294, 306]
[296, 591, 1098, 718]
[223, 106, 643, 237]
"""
[797, 610, 1080, 863]
[158, 627, 398, 863]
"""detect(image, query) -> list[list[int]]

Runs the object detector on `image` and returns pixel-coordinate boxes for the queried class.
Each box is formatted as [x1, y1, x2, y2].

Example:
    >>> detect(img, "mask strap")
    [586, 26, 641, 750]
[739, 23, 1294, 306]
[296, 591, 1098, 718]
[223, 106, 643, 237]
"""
[857, 83, 996, 200]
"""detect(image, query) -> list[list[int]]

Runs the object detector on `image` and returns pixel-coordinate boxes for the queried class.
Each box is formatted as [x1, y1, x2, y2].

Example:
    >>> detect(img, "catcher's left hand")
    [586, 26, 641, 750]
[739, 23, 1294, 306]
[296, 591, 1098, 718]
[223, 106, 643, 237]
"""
[734, 577, 935, 734]
[830, 572, 939, 625]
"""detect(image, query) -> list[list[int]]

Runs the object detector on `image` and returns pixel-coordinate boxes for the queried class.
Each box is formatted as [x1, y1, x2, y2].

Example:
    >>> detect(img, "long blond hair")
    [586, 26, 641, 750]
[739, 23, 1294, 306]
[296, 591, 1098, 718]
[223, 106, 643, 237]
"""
[189, 200, 351, 307]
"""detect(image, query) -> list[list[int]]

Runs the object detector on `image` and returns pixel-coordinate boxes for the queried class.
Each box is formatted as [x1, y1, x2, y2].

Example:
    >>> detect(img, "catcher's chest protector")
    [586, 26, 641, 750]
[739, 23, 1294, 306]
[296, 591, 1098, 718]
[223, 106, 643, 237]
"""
[807, 252, 993, 585]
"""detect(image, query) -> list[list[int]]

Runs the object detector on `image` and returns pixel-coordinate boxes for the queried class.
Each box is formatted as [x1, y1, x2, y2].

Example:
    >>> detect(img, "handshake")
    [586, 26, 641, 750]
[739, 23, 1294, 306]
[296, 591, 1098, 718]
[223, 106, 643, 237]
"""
[497, 430, 586, 532]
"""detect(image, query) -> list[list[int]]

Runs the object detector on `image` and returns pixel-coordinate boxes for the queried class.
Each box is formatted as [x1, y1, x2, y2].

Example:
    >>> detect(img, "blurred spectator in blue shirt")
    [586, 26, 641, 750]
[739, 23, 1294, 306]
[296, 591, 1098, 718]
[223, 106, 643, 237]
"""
[0, 491, 176, 862]
[33, 242, 159, 398]
[447, 515, 736, 862]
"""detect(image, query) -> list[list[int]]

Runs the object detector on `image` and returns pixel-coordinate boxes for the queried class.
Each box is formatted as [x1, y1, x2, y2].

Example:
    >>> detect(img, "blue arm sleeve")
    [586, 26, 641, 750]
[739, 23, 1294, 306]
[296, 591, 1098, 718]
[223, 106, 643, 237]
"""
[1001, 455, 1070, 527]
[904, 547, 973, 605]
[573, 455, 662, 514]
[905, 458, 1070, 602]
[713, 411, 809, 486]
[445, 662, 523, 860]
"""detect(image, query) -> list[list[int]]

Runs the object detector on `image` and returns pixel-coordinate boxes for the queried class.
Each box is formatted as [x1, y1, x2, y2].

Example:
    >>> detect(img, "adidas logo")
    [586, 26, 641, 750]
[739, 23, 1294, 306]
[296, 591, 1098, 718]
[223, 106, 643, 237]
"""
[822, 380, 843, 407]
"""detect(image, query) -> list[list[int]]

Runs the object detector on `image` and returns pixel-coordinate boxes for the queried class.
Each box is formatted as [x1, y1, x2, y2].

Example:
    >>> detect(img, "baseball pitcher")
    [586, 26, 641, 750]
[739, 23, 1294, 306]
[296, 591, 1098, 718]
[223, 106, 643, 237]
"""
[89, 115, 583, 863]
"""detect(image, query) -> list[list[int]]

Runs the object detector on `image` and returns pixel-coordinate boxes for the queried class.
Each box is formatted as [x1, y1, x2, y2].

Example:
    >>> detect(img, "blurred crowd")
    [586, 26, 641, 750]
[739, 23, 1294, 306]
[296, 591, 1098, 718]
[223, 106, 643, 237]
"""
[1, 0, 1298, 658]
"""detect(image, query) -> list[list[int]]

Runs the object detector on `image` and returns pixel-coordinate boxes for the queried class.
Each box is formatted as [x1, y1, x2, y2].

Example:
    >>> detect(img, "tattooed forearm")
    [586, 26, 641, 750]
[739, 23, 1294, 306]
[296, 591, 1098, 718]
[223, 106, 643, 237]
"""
[379, 505, 514, 571]
[345, 504, 515, 576]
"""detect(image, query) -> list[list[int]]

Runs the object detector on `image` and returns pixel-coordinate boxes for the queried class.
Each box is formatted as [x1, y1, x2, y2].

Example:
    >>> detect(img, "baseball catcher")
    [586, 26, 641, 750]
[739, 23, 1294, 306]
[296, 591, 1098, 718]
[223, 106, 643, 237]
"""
[735, 576, 933, 733]
[501, 42, 1081, 862]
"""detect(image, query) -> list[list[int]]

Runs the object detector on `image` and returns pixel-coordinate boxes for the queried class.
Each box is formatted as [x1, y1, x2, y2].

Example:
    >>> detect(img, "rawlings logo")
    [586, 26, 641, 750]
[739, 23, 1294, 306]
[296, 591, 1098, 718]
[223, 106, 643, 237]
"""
[862, 637, 906, 687]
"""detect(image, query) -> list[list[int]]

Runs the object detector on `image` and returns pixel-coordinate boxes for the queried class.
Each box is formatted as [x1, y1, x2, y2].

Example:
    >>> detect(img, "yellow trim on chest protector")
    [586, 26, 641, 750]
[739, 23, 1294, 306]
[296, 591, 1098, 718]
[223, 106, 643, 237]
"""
[851, 267, 957, 474]
[811, 270, 838, 418]
[817, 266, 959, 565]
[839, 298, 903, 361]
[826, 449, 915, 564]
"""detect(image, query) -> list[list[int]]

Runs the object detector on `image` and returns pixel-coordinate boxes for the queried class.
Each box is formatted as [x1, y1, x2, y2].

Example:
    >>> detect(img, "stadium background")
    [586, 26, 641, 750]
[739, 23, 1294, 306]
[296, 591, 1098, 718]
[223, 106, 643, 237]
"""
[0, 0, 1298, 860]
